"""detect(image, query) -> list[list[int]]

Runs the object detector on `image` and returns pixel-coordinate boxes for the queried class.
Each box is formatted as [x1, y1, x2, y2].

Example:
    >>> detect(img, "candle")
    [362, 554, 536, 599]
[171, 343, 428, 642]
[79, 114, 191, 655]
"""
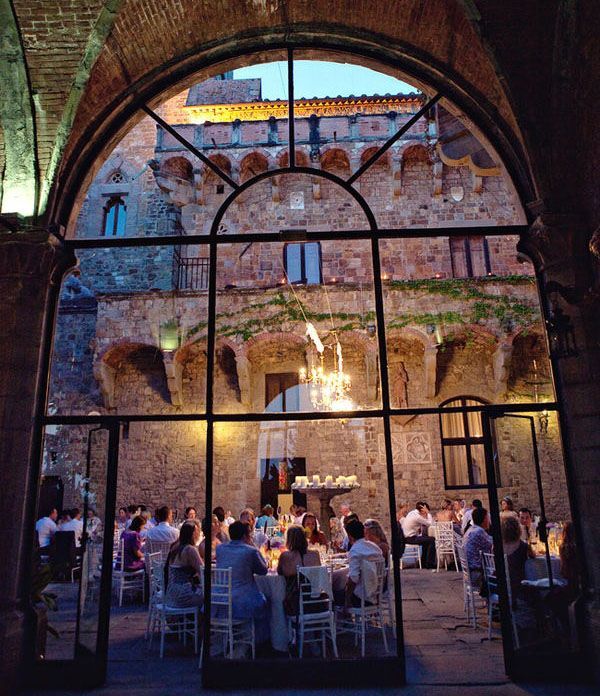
[325, 475, 334, 486]
[312, 474, 321, 486]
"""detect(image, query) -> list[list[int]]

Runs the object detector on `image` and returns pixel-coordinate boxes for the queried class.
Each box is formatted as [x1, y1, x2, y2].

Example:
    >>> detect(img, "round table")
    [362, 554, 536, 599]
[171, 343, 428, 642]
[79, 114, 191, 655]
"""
[255, 566, 349, 652]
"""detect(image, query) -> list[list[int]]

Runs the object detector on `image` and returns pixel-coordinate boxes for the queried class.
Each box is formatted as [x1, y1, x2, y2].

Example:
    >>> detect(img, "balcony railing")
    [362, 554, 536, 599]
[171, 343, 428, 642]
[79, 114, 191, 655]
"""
[174, 252, 209, 290]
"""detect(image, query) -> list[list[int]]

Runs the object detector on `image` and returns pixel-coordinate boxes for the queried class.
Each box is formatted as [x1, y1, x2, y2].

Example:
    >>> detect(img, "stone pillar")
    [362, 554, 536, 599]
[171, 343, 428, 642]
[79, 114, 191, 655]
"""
[0, 230, 76, 690]
[519, 213, 600, 670]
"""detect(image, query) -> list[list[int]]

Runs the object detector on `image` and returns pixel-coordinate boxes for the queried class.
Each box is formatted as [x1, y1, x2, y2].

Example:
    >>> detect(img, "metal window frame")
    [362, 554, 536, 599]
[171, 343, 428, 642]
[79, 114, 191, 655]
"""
[32, 45, 577, 689]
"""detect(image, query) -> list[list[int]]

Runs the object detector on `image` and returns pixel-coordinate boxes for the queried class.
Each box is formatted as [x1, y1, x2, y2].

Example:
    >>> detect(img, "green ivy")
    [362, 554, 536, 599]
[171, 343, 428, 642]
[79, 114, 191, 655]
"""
[182, 276, 539, 344]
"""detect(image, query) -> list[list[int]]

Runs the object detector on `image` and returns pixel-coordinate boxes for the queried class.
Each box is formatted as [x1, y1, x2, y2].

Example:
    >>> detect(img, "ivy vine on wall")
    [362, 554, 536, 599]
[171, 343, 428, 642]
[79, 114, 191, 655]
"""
[183, 275, 539, 344]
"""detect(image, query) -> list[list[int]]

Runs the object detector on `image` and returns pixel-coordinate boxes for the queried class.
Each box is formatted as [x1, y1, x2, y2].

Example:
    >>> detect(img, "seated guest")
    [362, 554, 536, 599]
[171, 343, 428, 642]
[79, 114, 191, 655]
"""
[302, 512, 327, 546]
[86, 508, 102, 539]
[464, 507, 493, 590]
[339, 519, 383, 608]
[212, 506, 230, 541]
[199, 515, 222, 562]
[36, 507, 58, 550]
[518, 507, 535, 543]
[502, 515, 534, 603]
[165, 520, 203, 608]
[239, 508, 268, 549]
[436, 499, 455, 522]
[402, 502, 436, 568]
[364, 519, 390, 561]
[216, 521, 268, 627]
[396, 504, 408, 525]
[57, 509, 71, 527]
[139, 510, 154, 538]
[120, 515, 146, 571]
[60, 508, 84, 548]
[145, 505, 179, 544]
[278, 525, 321, 614]
[117, 507, 128, 530]
[225, 510, 235, 526]
[125, 504, 140, 529]
[452, 498, 465, 523]
[256, 505, 278, 532]
[341, 512, 360, 551]
[293, 506, 307, 525]
[461, 499, 483, 533]
[184, 506, 197, 521]
[500, 496, 519, 520]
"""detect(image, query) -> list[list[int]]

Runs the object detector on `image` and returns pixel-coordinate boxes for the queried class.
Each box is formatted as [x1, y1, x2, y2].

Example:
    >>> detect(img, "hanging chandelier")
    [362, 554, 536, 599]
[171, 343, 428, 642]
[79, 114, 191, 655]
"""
[299, 324, 355, 411]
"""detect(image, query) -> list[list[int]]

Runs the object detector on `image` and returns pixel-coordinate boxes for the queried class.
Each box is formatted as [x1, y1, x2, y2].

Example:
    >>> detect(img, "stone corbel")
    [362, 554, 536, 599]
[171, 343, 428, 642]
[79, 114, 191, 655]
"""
[424, 345, 438, 398]
[162, 352, 183, 407]
[235, 355, 252, 409]
[312, 181, 321, 201]
[433, 158, 443, 196]
[271, 176, 280, 203]
[391, 152, 403, 197]
[93, 360, 116, 410]
[493, 342, 513, 398]
[473, 175, 483, 194]
[193, 168, 204, 205]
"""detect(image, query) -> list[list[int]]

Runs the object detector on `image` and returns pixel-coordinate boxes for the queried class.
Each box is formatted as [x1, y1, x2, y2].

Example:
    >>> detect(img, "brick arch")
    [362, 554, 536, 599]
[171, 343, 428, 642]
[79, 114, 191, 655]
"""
[277, 149, 309, 168]
[402, 143, 432, 164]
[245, 331, 307, 362]
[386, 326, 434, 350]
[203, 153, 233, 183]
[320, 147, 351, 172]
[239, 151, 269, 183]
[161, 155, 194, 181]
[359, 146, 390, 168]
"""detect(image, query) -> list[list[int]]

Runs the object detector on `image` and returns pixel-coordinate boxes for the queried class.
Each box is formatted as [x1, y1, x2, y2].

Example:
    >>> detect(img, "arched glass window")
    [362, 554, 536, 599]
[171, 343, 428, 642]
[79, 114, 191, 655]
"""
[103, 196, 127, 236]
[439, 396, 490, 488]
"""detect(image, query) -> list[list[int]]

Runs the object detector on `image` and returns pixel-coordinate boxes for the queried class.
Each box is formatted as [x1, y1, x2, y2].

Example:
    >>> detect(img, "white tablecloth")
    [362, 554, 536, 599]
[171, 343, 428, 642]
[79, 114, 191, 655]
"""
[524, 555, 561, 581]
[255, 567, 349, 652]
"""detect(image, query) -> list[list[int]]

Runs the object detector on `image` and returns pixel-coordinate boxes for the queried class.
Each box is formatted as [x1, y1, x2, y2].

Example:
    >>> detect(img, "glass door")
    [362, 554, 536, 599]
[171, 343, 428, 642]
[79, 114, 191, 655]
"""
[31, 421, 119, 689]
[482, 409, 583, 680]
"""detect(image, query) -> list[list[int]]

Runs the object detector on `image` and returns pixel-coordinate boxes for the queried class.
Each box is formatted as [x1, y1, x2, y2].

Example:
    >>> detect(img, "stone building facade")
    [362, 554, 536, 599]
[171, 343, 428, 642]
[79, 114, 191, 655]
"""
[44, 75, 569, 530]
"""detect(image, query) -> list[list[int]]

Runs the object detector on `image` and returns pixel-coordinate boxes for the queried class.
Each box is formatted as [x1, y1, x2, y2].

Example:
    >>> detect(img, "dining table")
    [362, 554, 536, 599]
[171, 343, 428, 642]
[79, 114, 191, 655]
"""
[524, 554, 561, 582]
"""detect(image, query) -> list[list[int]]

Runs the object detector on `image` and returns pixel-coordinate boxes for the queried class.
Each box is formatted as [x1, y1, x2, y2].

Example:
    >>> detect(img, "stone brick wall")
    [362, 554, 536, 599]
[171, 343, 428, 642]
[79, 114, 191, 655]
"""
[45, 76, 569, 530]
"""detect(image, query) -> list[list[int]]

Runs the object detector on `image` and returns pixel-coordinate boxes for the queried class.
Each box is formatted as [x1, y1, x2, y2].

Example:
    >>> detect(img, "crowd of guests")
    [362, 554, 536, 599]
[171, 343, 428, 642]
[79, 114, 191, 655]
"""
[107, 499, 394, 651]
[35, 506, 102, 552]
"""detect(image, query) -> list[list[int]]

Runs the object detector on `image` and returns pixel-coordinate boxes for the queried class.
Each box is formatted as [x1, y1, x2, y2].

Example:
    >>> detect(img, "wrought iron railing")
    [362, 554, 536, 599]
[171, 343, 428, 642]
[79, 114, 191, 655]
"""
[173, 251, 209, 290]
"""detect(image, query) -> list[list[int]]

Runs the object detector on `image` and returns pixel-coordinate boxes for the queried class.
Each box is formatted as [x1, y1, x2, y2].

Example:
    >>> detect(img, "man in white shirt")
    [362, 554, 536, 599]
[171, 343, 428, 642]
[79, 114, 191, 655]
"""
[461, 499, 483, 534]
[341, 519, 383, 607]
[36, 507, 58, 549]
[60, 507, 84, 547]
[145, 505, 179, 544]
[401, 501, 436, 568]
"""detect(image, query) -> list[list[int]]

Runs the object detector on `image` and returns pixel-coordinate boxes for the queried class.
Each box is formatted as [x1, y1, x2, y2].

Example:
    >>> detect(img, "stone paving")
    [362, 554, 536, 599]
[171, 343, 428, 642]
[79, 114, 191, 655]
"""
[26, 568, 597, 695]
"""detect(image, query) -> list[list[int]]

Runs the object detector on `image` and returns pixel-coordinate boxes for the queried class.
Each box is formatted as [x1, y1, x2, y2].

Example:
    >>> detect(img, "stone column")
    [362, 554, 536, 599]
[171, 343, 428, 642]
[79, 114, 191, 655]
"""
[519, 213, 600, 670]
[0, 229, 76, 690]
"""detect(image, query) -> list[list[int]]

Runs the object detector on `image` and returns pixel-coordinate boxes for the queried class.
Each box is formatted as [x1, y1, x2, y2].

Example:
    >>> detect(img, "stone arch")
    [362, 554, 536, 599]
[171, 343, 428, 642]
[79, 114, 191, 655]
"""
[95, 341, 169, 411]
[435, 326, 498, 401]
[245, 332, 307, 411]
[239, 151, 269, 183]
[320, 147, 351, 173]
[277, 149, 309, 168]
[161, 155, 193, 181]
[508, 329, 552, 399]
[203, 153, 233, 183]
[359, 146, 390, 168]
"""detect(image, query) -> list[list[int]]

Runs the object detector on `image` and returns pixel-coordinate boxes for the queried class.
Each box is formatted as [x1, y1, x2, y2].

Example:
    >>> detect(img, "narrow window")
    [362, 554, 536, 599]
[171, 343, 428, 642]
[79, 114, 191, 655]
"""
[103, 196, 127, 236]
[283, 242, 322, 285]
[439, 396, 498, 488]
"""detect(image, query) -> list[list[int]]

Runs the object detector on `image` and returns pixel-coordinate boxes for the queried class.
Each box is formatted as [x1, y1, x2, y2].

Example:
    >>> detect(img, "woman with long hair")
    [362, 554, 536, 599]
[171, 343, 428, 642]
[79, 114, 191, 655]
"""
[364, 518, 391, 561]
[277, 525, 321, 616]
[301, 512, 327, 546]
[199, 514, 222, 562]
[120, 515, 145, 571]
[165, 520, 204, 608]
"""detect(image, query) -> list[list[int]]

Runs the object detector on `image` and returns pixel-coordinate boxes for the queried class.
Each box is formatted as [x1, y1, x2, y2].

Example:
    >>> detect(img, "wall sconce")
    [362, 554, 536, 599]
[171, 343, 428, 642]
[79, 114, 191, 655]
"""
[159, 319, 181, 352]
[366, 324, 376, 337]
[538, 409, 549, 435]
[545, 304, 578, 358]
[427, 323, 444, 346]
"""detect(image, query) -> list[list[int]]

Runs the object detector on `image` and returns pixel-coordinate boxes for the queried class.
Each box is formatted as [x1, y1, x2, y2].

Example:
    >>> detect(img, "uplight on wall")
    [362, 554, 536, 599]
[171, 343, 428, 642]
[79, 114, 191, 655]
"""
[159, 320, 181, 352]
